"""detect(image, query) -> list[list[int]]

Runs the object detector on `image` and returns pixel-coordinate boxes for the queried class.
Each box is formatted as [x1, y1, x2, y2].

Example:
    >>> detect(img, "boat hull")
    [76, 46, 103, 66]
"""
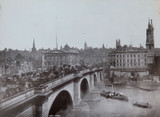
[133, 102, 152, 108]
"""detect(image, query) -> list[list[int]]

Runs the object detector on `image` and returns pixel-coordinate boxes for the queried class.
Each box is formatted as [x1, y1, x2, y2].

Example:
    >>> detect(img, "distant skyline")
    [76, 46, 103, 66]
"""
[0, 0, 160, 50]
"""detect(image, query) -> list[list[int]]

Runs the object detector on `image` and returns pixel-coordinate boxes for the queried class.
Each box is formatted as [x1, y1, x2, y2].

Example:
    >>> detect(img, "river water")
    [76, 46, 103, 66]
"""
[67, 82, 160, 117]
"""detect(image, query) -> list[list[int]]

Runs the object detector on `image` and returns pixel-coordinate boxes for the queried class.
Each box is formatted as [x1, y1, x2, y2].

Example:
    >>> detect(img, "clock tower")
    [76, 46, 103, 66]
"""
[146, 19, 154, 50]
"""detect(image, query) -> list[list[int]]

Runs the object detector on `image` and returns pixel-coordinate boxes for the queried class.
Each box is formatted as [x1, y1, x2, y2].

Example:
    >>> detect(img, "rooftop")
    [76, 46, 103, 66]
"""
[42, 49, 79, 54]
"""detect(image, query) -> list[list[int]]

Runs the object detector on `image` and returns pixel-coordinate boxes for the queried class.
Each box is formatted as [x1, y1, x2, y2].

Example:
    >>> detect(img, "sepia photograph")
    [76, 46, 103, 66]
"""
[0, 0, 160, 117]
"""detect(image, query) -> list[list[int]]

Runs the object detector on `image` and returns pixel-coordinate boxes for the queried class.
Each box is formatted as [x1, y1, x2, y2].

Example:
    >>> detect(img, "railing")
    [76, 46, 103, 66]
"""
[39, 69, 94, 93]
[0, 68, 103, 111]
[0, 88, 35, 110]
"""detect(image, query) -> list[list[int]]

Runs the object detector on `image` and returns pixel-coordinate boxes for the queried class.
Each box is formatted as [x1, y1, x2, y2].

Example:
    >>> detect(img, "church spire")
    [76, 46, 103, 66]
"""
[84, 42, 87, 50]
[33, 39, 35, 48]
[56, 33, 58, 50]
[148, 18, 150, 26]
[32, 39, 36, 52]
[151, 19, 152, 25]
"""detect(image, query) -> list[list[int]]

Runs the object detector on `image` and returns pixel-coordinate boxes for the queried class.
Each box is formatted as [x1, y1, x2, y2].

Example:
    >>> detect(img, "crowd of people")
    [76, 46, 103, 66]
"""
[0, 64, 90, 100]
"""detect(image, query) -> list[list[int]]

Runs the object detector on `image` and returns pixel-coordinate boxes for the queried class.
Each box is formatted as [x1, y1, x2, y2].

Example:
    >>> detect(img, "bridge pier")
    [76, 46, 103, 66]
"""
[73, 78, 81, 106]
[73, 78, 90, 112]
[83, 89, 100, 102]
[83, 73, 100, 102]
[34, 96, 48, 117]
[90, 73, 95, 90]
[34, 103, 43, 117]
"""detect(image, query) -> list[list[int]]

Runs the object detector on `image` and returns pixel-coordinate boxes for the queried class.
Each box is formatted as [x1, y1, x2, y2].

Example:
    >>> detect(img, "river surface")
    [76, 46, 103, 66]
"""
[67, 83, 160, 117]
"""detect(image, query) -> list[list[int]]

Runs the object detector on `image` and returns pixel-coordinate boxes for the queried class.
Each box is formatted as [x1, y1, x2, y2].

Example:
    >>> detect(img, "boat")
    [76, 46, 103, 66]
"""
[100, 90, 111, 98]
[113, 82, 126, 85]
[100, 90, 128, 101]
[110, 93, 129, 101]
[137, 86, 157, 91]
[133, 102, 152, 108]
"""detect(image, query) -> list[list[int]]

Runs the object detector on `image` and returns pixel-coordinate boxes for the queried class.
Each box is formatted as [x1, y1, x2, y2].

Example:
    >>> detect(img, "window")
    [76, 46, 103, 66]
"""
[145, 59, 147, 62]
[44, 56, 47, 59]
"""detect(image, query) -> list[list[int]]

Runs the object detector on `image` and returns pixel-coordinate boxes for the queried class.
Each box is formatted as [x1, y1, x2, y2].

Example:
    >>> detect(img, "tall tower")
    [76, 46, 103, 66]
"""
[84, 42, 87, 50]
[32, 39, 36, 52]
[56, 33, 58, 50]
[116, 39, 121, 49]
[146, 19, 154, 50]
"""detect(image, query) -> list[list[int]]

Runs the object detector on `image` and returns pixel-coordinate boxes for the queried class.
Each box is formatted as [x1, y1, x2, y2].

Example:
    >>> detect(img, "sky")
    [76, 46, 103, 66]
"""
[0, 0, 160, 50]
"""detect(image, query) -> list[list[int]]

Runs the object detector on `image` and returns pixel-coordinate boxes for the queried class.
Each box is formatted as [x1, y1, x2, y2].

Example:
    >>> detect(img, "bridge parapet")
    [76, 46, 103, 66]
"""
[32, 68, 103, 95]
[39, 74, 75, 94]
[39, 69, 94, 94]
[0, 88, 35, 111]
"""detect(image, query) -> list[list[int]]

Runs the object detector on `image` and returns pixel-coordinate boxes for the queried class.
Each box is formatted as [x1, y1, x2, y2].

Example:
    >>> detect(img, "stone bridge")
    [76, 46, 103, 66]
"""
[0, 68, 103, 117]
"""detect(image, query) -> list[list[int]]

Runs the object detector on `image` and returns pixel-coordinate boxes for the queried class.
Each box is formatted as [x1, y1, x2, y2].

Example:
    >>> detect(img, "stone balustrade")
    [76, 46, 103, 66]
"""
[0, 88, 35, 110]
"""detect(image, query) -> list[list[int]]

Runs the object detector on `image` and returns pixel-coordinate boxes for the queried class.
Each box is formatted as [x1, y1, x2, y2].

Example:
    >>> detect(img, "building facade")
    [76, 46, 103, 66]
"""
[108, 19, 160, 77]
[0, 60, 33, 76]
[42, 50, 79, 69]
[110, 43, 149, 77]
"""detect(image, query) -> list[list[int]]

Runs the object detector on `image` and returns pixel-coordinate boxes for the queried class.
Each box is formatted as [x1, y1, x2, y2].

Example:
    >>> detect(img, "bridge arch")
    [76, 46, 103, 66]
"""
[48, 90, 73, 117]
[80, 78, 89, 99]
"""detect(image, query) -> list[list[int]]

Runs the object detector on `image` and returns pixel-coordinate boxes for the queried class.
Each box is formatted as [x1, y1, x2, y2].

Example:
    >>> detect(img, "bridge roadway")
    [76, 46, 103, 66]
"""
[0, 67, 103, 117]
